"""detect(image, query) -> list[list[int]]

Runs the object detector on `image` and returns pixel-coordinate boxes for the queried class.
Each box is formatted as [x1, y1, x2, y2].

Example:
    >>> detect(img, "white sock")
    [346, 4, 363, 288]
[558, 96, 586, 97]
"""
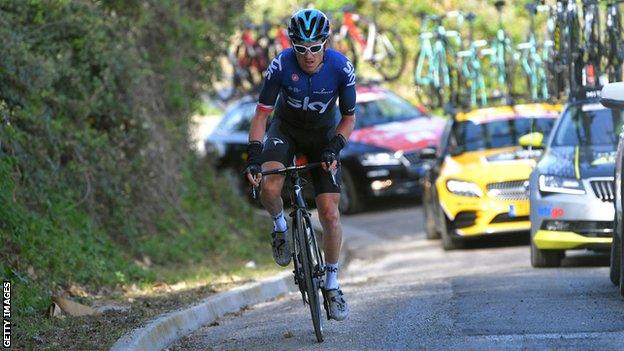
[273, 210, 287, 233]
[325, 263, 339, 290]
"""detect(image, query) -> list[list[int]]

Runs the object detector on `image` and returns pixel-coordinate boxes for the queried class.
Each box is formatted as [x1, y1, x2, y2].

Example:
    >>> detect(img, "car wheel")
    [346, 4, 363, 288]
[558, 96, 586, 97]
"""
[339, 167, 363, 214]
[619, 231, 624, 297]
[610, 225, 620, 286]
[423, 193, 440, 240]
[440, 213, 462, 250]
[530, 239, 563, 267]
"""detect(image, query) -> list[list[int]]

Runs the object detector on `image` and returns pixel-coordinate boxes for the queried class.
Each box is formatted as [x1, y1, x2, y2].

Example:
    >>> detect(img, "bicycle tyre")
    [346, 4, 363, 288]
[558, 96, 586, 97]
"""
[413, 48, 431, 108]
[331, 33, 358, 70]
[296, 210, 323, 342]
[373, 28, 406, 81]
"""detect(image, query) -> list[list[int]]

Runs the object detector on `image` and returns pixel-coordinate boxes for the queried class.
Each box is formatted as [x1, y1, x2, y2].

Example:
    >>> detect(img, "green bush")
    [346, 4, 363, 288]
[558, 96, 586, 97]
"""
[0, 0, 249, 322]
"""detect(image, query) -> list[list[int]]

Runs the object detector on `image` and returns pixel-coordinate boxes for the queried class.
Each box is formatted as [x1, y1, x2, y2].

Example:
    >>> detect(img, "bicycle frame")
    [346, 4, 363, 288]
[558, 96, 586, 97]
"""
[255, 162, 329, 341]
[457, 14, 487, 107]
[605, 1, 623, 82]
[582, 0, 601, 87]
[415, 16, 460, 89]
[518, 3, 550, 101]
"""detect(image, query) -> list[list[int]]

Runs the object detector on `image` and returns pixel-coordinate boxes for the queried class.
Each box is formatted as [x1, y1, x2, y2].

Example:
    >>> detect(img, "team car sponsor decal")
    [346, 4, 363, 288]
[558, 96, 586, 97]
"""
[591, 151, 617, 165]
[485, 149, 543, 162]
[537, 206, 565, 219]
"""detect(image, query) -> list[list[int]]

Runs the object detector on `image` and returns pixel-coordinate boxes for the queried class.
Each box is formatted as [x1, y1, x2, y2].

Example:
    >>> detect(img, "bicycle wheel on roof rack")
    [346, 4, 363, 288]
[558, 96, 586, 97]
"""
[372, 28, 406, 81]
[331, 32, 358, 69]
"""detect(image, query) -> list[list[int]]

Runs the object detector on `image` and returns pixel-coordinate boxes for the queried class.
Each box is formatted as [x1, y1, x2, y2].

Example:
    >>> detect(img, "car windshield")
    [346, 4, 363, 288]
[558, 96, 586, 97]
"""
[354, 92, 423, 129]
[450, 116, 556, 153]
[217, 102, 255, 132]
[552, 103, 624, 147]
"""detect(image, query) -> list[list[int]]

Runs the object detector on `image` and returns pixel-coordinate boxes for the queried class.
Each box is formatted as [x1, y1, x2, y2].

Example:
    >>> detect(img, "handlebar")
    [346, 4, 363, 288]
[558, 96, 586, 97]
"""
[250, 162, 340, 199]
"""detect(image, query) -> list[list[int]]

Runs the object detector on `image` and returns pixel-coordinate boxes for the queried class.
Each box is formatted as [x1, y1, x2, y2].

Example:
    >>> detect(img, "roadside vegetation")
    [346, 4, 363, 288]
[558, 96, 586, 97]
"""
[0, 1, 279, 349]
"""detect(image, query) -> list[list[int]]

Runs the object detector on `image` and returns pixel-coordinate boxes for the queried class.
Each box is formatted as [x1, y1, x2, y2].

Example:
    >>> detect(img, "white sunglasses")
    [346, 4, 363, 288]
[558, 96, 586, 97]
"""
[292, 40, 326, 55]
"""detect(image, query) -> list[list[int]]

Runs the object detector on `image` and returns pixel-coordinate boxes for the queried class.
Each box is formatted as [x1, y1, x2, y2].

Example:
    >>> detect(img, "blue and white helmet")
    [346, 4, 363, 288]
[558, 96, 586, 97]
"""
[288, 9, 331, 43]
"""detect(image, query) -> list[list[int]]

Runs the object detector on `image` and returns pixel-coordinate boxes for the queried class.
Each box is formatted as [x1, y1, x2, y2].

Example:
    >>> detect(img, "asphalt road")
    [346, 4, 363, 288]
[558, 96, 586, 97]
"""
[170, 199, 624, 350]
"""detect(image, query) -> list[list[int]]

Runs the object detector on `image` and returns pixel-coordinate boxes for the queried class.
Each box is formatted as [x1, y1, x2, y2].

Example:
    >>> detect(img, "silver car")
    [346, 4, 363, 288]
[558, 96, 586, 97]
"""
[529, 99, 624, 267]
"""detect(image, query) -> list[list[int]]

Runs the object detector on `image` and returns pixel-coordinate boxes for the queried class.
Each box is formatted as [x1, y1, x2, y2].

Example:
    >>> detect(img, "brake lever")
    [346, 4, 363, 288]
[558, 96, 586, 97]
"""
[330, 170, 338, 188]
[251, 185, 259, 200]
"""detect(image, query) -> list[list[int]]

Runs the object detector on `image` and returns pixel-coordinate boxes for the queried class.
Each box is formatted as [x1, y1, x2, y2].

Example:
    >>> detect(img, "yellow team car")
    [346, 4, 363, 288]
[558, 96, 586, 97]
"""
[421, 103, 562, 250]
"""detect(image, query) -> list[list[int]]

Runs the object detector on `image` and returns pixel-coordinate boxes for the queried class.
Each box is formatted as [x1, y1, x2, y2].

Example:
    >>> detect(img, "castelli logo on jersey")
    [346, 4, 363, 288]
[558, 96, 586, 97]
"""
[291, 73, 299, 82]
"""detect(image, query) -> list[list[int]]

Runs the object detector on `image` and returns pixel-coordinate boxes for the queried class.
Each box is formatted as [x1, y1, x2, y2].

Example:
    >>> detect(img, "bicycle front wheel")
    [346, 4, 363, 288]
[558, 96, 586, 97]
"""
[296, 210, 323, 342]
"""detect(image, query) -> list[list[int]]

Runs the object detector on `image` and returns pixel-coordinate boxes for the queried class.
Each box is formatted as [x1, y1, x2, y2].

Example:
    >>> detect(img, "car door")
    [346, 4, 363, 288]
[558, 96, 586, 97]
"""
[429, 117, 455, 229]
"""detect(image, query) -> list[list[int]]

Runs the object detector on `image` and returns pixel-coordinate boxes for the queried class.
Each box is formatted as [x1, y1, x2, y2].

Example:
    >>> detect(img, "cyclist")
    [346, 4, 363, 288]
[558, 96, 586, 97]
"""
[245, 8, 356, 321]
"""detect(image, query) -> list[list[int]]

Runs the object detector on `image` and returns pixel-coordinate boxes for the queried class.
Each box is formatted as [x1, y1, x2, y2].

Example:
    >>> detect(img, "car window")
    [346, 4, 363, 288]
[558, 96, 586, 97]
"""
[553, 105, 624, 147]
[354, 92, 422, 129]
[450, 116, 557, 153]
[218, 103, 255, 132]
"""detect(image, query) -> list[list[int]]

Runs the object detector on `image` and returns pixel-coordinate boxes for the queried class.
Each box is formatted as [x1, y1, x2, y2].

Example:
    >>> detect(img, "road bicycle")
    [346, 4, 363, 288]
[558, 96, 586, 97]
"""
[604, 1, 624, 83]
[480, 0, 516, 101]
[252, 162, 336, 342]
[331, 1, 406, 81]
[456, 12, 488, 108]
[414, 12, 463, 109]
[257, 13, 292, 63]
[551, 0, 584, 100]
[517, 2, 550, 101]
[581, 0, 602, 87]
[211, 20, 270, 102]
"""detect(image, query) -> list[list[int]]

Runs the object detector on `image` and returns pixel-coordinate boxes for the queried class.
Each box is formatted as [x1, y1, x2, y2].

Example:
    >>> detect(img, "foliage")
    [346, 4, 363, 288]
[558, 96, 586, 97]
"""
[0, 0, 251, 328]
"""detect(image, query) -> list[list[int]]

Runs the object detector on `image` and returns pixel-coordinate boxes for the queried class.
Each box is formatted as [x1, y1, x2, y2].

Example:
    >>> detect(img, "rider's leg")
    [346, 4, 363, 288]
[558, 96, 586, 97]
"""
[315, 193, 342, 266]
[316, 192, 349, 321]
[260, 161, 286, 217]
[260, 161, 291, 267]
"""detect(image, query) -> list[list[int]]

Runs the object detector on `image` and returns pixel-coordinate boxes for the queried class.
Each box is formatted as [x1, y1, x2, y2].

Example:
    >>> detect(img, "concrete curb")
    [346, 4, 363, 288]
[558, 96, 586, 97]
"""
[110, 216, 351, 351]
[110, 272, 296, 351]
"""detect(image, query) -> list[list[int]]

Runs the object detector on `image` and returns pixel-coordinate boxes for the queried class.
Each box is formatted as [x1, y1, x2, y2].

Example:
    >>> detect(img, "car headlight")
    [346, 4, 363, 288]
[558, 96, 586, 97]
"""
[360, 151, 403, 166]
[446, 179, 483, 198]
[538, 175, 586, 195]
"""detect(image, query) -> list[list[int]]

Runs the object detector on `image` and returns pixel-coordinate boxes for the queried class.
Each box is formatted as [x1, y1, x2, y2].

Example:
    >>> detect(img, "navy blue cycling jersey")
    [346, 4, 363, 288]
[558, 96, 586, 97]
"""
[257, 48, 356, 130]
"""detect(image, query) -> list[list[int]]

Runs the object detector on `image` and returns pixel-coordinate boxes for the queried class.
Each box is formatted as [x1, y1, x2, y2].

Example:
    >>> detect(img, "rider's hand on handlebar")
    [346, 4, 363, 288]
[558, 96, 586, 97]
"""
[321, 150, 338, 172]
[245, 163, 262, 187]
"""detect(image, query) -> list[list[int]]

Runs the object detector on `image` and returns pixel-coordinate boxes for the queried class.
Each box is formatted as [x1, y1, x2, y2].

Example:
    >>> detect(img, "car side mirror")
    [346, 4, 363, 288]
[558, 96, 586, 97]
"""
[601, 82, 624, 109]
[419, 147, 437, 160]
[519, 132, 544, 149]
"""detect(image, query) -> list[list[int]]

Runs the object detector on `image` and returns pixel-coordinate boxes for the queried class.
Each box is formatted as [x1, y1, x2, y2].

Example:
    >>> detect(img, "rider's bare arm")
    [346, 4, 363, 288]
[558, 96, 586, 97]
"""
[249, 108, 272, 142]
[336, 114, 355, 140]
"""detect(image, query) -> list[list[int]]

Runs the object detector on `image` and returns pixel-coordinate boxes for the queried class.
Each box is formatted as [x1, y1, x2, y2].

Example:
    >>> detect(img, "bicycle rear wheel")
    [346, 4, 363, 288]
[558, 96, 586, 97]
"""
[331, 33, 358, 69]
[373, 28, 406, 81]
[296, 210, 323, 342]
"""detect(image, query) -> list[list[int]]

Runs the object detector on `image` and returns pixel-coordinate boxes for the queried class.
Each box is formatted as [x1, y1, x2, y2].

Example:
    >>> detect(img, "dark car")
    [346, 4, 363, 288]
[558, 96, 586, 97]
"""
[599, 82, 624, 295]
[205, 85, 446, 213]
